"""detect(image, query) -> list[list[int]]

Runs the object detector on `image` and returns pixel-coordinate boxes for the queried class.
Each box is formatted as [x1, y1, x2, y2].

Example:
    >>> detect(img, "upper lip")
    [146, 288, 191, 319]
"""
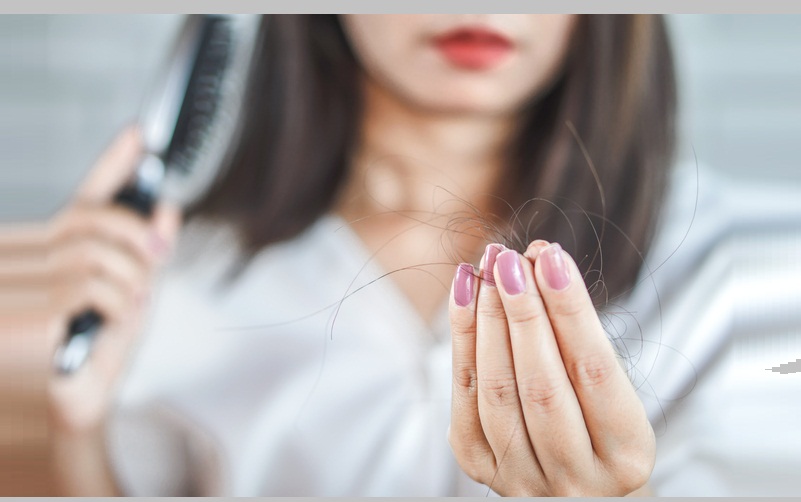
[432, 25, 514, 47]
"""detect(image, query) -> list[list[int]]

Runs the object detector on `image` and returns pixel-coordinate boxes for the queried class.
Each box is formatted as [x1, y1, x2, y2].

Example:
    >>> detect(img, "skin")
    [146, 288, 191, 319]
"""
[449, 242, 655, 496]
[339, 14, 576, 115]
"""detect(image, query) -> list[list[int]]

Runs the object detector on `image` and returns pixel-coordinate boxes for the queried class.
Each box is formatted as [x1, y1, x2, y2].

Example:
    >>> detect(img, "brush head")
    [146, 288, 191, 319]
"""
[139, 14, 261, 207]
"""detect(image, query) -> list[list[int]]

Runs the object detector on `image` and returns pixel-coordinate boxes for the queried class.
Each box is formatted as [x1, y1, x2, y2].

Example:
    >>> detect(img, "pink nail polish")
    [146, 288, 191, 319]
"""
[525, 239, 550, 257]
[496, 250, 526, 296]
[481, 244, 504, 286]
[453, 263, 475, 307]
[541, 243, 570, 291]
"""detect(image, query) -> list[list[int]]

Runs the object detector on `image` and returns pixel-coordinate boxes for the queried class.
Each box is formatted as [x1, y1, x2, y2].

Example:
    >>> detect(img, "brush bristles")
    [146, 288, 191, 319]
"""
[159, 14, 261, 207]
[166, 15, 234, 174]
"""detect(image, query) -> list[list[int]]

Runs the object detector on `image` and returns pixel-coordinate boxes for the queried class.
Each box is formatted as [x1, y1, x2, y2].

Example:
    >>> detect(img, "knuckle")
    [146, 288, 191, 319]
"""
[74, 242, 105, 275]
[449, 310, 475, 334]
[447, 435, 491, 485]
[476, 297, 507, 321]
[567, 353, 617, 389]
[505, 304, 546, 327]
[457, 459, 487, 485]
[548, 296, 586, 319]
[453, 366, 478, 398]
[607, 450, 654, 494]
[478, 373, 519, 408]
[60, 207, 104, 241]
[605, 429, 656, 494]
[517, 373, 565, 413]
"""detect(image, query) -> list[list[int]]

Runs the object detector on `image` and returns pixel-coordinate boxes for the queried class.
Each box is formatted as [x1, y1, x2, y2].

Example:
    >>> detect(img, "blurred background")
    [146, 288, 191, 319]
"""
[1, 15, 800, 221]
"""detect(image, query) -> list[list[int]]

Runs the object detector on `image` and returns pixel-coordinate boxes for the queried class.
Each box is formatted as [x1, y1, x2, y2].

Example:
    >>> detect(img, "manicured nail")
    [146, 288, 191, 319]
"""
[481, 243, 505, 286]
[525, 239, 550, 257]
[496, 250, 526, 296]
[540, 243, 570, 291]
[453, 263, 475, 307]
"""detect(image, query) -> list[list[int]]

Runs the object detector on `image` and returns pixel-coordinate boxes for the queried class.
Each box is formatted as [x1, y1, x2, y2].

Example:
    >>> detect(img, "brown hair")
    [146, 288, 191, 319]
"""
[189, 14, 676, 301]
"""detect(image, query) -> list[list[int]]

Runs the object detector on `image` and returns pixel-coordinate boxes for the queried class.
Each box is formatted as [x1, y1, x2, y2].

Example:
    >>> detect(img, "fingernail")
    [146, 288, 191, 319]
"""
[525, 239, 550, 257]
[453, 263, 475, 307]
[481, 243, 505, 286]
[541, 243, 571, 291]
[496, 250, 526, 296]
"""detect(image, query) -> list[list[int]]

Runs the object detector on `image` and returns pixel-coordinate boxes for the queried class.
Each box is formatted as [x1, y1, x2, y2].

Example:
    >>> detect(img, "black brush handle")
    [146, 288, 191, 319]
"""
[55, 179, 156, 375]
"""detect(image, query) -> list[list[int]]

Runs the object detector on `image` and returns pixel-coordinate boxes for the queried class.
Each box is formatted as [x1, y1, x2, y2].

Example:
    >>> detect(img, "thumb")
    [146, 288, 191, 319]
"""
[76, 125, 144, 204]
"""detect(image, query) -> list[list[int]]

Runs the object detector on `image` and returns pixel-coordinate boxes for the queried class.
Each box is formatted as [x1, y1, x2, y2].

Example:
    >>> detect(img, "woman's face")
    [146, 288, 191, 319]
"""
[340, 15, 577, 116]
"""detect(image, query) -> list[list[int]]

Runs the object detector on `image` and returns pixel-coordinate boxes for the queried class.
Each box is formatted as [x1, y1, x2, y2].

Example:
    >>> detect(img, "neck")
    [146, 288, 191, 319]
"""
[337, 76, 514, 218]
[334, 77, 517, 323]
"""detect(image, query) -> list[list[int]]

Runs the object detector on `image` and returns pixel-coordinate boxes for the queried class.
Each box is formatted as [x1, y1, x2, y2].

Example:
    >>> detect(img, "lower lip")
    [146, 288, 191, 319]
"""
[434, 32, 513, 70]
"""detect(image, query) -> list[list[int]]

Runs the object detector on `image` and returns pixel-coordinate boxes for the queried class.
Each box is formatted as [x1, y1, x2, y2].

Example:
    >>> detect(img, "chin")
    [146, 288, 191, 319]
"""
[402, 82, 530, 117]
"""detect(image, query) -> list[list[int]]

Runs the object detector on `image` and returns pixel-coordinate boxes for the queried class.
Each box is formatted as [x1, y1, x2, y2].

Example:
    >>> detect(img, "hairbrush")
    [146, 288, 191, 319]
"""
[55, 14, 262, 375]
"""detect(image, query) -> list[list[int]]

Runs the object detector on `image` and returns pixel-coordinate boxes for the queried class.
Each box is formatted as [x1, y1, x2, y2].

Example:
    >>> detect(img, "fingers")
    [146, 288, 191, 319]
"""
[41, 201, 180, 356]
[448, 263, 494, 479]
[533, 244, 653, 465]
[474, 244, 539, 473]
[449, 240, 654, 496]
[76, 126, 143, 204]
[47, 234, 151, 335]
[7, 127, 183, 435]
[51, 204, 168, 267]
[53, 274, 135, 330]
[52, 237, 151, 303]
[492, 248, 594, 484]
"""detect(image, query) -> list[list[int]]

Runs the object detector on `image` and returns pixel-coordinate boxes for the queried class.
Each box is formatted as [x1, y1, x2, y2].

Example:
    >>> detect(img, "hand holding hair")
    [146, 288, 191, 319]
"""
[448, 240, 654, 496]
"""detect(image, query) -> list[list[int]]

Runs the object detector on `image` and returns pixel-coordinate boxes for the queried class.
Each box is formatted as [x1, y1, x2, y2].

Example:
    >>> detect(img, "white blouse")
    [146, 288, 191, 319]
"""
[109, 208, 479, 495]
[107, 162, 801, 496]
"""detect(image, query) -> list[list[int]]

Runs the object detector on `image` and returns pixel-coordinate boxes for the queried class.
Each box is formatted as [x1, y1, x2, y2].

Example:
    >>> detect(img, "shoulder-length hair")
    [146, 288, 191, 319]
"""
[189, 14, 676, 301]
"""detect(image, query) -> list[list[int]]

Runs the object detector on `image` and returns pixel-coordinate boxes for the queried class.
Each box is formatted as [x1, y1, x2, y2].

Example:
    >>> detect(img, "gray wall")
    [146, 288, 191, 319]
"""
[0, 15, 181, 220]
[1, 15, 800, 221]
[669, 15, 801, 181]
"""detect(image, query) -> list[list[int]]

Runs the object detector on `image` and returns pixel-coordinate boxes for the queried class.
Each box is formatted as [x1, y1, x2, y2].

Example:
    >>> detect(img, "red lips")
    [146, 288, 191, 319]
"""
[433, 27, 514, 70]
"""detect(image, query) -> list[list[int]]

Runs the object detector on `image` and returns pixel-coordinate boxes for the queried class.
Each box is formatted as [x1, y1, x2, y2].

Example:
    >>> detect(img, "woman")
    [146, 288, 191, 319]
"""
[15, 14, 675, 495]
